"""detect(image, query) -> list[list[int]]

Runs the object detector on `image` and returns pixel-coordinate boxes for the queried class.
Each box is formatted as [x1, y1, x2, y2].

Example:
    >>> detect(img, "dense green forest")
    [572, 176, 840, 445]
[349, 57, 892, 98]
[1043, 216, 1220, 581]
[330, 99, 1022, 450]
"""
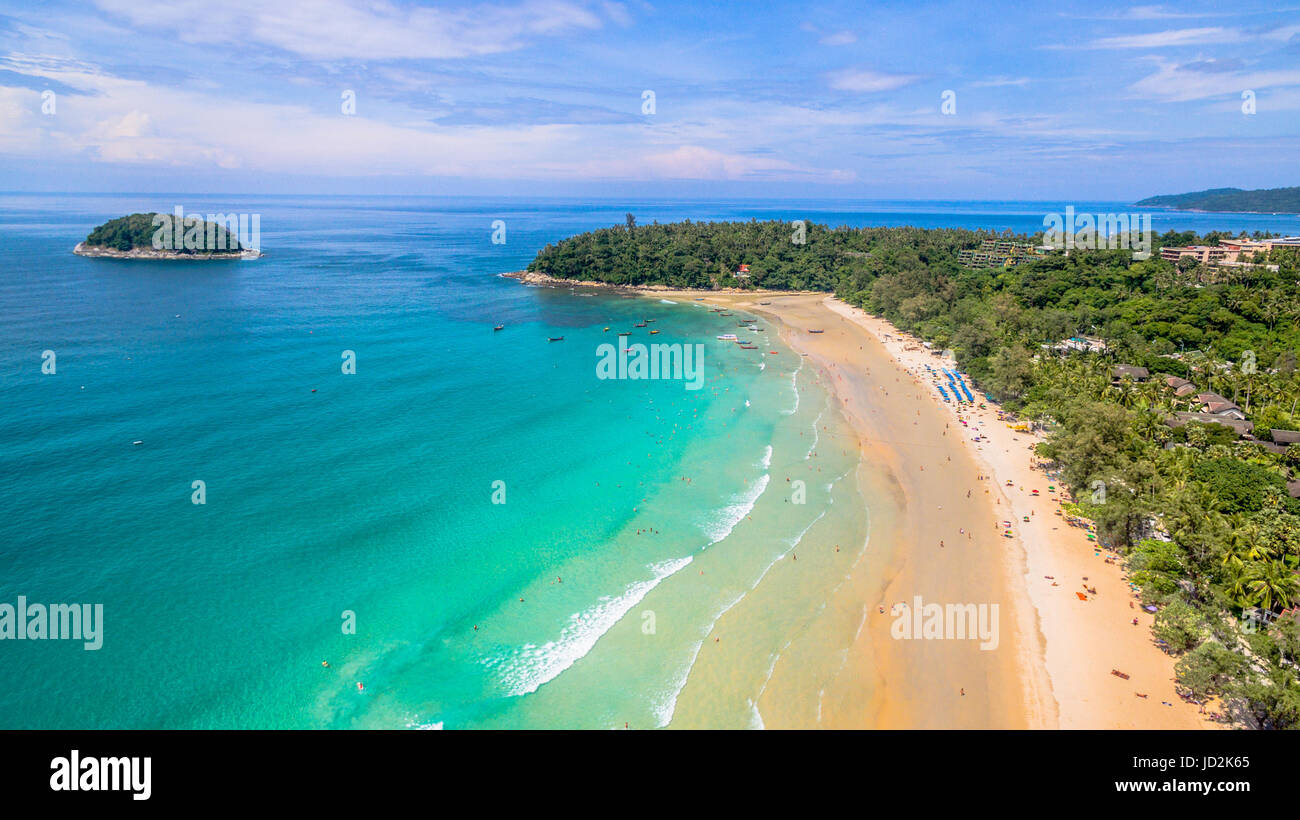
[1136, 186, 1300, 214]
[529, 219, 1300, 727]
[83, 212, 244, 253]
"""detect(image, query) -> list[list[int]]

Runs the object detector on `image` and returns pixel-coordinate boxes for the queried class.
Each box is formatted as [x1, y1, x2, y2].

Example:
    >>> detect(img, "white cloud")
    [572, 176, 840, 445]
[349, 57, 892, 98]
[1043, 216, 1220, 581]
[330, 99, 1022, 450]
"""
[96, 110, 152, 139]
[0, 54, 859, 183]
[827, 68, 923, 93]
[91, 0, 612, 60]
[970, 77, 1030, 87]
[579, 145, 853, 181]
[1083, 27, 1243, 49]
[1129, 58, 1300, 101]
[820, 31, 857, 46]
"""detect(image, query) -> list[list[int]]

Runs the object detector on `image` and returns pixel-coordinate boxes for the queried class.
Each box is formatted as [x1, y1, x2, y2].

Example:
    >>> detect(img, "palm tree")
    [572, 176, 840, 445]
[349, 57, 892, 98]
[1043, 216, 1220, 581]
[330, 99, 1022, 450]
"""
[1224, 562, 1251, 605]
[1245, 561, 1300, 613]
[1222, 514, 1271, 567]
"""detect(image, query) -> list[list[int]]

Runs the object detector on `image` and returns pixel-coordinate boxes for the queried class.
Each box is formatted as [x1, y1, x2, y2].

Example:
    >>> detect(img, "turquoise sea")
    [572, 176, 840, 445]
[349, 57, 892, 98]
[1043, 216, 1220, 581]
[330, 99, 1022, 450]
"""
[2, 195, 1296, 729]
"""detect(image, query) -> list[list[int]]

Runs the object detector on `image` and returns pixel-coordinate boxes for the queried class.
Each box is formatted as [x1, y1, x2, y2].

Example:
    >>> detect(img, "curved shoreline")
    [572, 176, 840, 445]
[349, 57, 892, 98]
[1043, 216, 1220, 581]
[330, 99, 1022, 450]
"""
[609, 286, 1044, 727]
[617, 286, 1213, 729]
[502, 272, 1213, 728]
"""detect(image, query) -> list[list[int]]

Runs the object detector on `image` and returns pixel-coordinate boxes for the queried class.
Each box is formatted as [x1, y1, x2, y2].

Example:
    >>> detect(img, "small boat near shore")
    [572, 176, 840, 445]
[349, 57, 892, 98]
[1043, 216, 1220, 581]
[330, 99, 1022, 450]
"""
[717, 333, 738, 341]
[494, 324, 504, 331]
[649, 329, 660, 335]
[808, 329, 824, 333]
[548, 336, 564, 342]
[617, 331, 631, 336]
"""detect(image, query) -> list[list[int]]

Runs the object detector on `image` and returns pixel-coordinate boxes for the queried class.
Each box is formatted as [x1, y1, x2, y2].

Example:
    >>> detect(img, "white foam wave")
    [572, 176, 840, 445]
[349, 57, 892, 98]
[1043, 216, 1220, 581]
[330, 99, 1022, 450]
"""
[784, 360, 803, 415]
[488, 556, 694, 697]
[701, 474, 770, 546]
[806, 408, 824, 460]
[653, 640, 703, 728]
[407, 720, 444, 730]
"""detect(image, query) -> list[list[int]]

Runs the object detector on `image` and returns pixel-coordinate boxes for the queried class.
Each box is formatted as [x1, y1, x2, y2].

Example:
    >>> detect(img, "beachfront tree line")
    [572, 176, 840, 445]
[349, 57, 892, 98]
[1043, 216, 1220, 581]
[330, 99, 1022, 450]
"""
[528, 219, 1300, 728]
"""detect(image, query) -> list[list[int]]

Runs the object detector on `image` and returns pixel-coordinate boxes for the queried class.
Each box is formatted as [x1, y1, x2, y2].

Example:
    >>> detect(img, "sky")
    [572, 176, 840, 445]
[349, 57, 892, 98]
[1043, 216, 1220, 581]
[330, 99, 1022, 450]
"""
[0, 0, 1297, 199]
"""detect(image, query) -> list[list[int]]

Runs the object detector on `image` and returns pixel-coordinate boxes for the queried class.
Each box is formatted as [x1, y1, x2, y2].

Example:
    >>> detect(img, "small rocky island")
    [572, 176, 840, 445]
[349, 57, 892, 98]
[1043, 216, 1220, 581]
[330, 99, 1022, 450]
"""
[74, 212, 261, 259]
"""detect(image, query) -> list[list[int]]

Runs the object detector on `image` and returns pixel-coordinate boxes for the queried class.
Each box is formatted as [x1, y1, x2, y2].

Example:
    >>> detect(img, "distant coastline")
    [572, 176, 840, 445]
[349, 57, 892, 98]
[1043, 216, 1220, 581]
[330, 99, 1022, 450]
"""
[1136, 186, 1300, 214]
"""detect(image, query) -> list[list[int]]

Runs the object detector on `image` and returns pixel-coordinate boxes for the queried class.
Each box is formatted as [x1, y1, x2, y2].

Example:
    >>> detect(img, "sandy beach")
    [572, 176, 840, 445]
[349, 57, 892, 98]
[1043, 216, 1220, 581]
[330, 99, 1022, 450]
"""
[607, 283, 1213, 729]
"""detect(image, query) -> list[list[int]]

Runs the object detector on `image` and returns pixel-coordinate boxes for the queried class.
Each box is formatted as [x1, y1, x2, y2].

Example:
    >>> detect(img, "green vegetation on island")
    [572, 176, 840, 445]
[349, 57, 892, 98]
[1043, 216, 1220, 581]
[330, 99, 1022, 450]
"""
[80, 212, 245, 255]
[1137, 186, 1300, 214]
[529, 219, 1300, 727]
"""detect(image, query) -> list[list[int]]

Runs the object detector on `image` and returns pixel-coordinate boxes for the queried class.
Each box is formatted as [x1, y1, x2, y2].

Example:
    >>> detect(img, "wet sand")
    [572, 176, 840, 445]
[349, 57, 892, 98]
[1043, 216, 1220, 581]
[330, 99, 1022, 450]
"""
[641, 288, 1211, 729]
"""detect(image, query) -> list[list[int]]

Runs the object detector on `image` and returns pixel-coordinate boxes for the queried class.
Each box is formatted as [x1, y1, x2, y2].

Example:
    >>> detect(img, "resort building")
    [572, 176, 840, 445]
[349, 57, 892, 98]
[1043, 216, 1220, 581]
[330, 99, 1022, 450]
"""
[1159, 245, 1231, 264]
[1159, 237, 1300, 267]
[1164, 412, 1254, 437]
[1164, 376, 1198, 397]
[1222, 236, 1300, 254]
[1196, 392, 1246, 419]
[957, 239, 1042, 268]
[1044, 336, 1108, 354]
[1112, 365, 1150, 383]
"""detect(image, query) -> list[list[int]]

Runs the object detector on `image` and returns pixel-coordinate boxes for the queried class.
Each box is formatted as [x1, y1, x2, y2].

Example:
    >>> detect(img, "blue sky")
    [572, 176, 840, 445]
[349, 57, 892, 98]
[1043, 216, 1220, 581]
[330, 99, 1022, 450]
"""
[0, 0, 1297, 198]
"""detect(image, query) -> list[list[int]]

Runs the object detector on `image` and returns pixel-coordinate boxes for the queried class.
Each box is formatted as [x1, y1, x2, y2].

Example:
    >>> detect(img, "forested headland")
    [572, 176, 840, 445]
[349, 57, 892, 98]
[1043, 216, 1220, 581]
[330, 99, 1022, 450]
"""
[529, 218, 1300, 727]
[1136, 186, 1300, 214]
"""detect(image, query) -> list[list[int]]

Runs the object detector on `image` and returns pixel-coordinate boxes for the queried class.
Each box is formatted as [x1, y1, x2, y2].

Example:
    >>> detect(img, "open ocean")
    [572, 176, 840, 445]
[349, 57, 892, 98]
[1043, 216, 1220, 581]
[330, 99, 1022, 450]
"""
[1, 194, 1296, 729]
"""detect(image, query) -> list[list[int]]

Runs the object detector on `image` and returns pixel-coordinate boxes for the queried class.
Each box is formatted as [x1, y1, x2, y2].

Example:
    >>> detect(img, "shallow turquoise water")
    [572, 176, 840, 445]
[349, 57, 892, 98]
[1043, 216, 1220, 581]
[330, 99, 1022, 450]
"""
[1, 195, 1292, 728]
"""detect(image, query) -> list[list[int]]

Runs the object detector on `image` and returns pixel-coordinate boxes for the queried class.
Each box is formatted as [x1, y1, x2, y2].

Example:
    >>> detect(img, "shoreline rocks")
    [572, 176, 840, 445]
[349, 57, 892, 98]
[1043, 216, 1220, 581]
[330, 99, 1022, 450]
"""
[73, 242, 261, 260]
